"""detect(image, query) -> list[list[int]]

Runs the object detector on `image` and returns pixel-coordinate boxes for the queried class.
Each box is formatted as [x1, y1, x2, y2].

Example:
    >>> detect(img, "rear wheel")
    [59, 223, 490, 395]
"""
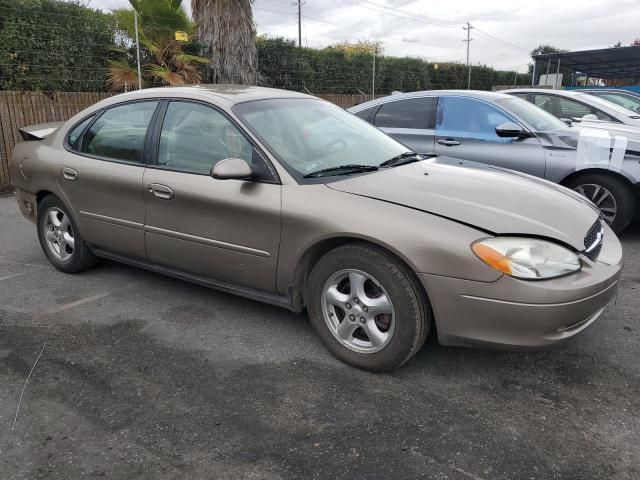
[565, 174, 636, 234]
[307, 243, 430, 371]
[37, 195, 98, 273]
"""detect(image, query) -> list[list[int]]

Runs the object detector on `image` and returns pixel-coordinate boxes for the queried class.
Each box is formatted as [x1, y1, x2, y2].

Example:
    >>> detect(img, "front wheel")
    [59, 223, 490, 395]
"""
[565, 174, 636, 234]
[307, 243, 431, 371]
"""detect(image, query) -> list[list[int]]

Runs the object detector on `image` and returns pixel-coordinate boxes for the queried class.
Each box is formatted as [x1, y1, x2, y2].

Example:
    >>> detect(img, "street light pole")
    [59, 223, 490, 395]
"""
[134, 10, 142, 90]
[463, 22, 473, 89]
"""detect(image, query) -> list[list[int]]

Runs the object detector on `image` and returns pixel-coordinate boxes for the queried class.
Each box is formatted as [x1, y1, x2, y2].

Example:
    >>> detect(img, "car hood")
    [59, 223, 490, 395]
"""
[328, 157, 600, 251]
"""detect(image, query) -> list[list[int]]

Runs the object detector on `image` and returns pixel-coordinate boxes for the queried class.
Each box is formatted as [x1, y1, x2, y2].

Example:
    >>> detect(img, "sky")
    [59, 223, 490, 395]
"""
[84, 0, 640, 73]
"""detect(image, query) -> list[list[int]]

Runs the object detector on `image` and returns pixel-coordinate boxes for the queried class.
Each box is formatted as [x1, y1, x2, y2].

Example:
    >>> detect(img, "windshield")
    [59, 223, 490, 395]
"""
[591, 92, 640, 115]
[496, 97, 568, 131]
[233, 98, 409, 179]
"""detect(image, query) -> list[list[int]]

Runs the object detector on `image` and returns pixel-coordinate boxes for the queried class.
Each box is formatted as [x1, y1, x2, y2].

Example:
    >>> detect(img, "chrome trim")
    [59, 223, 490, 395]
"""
[585, 226, 605, 253]
[79, 210, 143, 230]
[144, 225, 271, 258]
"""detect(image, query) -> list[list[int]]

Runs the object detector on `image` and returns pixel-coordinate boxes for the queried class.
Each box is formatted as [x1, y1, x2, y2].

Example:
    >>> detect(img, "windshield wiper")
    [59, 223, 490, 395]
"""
[303, 164, 379, 178]
[379, 151, 422, 167]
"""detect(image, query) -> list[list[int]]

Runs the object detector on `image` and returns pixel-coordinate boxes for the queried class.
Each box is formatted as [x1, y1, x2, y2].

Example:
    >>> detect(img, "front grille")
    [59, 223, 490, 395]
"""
[583, 220, 604, 261]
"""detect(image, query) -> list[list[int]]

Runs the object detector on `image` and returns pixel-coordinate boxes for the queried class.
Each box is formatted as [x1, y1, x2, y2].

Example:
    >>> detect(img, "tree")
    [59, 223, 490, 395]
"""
[633, 38, 640, 46]
[330, 40, 385, 57]
[107, 0, 209, 91]
[191, 0, 257, 84]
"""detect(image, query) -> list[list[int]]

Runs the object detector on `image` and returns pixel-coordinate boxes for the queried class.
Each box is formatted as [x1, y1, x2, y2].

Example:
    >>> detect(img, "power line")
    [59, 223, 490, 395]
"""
[343, 0, 464, 29]
[473, 27, 528, 52]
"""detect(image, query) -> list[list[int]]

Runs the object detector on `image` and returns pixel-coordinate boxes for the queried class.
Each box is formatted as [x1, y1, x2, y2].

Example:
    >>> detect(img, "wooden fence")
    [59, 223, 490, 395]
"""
[0, 91, 372, 191]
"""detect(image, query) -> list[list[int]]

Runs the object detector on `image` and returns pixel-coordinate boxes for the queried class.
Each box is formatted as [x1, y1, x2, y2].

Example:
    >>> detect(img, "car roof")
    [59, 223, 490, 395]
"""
[98, 84, 314, 108]
[348, 89, 512, 111]
[501, 88, 586, 97]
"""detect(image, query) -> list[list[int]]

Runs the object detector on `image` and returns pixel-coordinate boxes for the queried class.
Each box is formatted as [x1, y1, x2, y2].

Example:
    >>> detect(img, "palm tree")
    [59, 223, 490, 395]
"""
[107, 0, 210, 91]
[191, 0, 257, 84]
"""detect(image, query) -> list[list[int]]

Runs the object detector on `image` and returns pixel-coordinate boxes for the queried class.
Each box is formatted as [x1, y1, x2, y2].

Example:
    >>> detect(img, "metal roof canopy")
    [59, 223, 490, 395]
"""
[534, 46, 640, 79]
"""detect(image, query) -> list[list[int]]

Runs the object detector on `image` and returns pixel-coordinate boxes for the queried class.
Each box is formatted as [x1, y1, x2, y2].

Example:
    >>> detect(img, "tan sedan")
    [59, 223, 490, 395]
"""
[9, 86, 623, 371]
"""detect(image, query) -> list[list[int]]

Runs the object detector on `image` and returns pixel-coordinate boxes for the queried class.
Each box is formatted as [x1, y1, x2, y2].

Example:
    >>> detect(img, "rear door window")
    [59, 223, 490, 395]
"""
[67, 115, 95, 149]
[81, 101, 158, 163]
[374, 97, 436, 129]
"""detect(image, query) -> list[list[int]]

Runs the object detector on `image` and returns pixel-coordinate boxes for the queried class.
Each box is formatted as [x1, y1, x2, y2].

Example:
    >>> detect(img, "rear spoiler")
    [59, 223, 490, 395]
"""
[18, 121, 63, 141]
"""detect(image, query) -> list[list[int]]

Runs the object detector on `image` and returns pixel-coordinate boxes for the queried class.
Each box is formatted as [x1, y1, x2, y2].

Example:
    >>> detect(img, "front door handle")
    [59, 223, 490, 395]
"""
[148, 183, 174, 200]
[437, 139, 461, 147]
[62, 167, 78, 181]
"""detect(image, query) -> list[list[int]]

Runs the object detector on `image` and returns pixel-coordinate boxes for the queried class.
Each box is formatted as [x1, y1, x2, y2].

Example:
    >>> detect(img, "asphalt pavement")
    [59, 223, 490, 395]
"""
[1, 192, 639, 480]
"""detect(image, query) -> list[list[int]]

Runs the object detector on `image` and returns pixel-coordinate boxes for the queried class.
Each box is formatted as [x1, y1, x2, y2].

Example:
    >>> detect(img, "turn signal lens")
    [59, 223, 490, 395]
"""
[472, 237, 581, 280]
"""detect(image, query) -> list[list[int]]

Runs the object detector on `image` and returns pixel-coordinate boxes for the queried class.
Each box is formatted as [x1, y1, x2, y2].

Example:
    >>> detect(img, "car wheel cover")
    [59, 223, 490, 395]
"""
[43, 207, 75, 261]
[321, 269, 396, 354]
[573, 183, 617, 225]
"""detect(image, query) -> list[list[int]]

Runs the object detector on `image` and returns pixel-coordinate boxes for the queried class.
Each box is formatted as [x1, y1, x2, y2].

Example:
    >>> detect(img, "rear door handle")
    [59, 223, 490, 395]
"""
[62, 167, 78, 181]
[437, 139, 461, 146]
[148, 183, 174, 200]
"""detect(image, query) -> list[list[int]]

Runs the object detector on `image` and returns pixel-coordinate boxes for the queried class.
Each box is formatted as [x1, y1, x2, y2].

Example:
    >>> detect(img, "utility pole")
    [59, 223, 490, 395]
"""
[134, 10, 142, 90]
[372, 46, 376, 100]
[291, 0, 303, 47]
[462, 22, 473, 89]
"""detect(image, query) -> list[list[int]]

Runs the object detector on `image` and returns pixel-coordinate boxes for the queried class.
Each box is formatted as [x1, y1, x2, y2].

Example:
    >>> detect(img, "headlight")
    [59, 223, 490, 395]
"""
[471, 237, 581, 280]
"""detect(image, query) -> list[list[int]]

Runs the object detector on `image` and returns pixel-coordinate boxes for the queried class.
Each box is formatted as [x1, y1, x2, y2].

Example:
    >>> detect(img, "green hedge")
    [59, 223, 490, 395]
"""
[0, 0, 118, 91]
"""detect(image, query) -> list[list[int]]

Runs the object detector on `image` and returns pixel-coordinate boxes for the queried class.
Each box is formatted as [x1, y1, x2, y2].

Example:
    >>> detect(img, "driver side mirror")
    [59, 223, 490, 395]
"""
[211, 158, 253, 180]
[495, 122, 527, 138]
[581, 114, 599, 121]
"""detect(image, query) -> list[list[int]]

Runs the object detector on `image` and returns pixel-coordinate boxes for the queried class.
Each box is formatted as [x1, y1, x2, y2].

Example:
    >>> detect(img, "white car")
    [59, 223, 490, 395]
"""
[502, 88, 640, 128]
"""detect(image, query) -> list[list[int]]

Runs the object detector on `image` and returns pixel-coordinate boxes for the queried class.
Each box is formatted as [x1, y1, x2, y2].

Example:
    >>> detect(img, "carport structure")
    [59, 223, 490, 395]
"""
[532, 46, 640, 87]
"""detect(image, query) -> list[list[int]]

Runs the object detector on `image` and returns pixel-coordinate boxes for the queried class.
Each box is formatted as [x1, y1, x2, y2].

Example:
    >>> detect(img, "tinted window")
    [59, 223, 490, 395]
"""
[67, 115, 94, 148]
[436, 97, 514, 142]
[354, 107, 376, 123]
[374, 97, 435, 129]
[158, 101, 253, 175]
[510, 92, 529, 100]
[82, 102, 157, 162]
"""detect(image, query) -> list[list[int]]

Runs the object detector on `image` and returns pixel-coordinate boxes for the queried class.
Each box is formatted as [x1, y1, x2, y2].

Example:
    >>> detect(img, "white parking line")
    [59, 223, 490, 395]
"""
[48, 292, 113, 314]
[0, 271, 39, 282]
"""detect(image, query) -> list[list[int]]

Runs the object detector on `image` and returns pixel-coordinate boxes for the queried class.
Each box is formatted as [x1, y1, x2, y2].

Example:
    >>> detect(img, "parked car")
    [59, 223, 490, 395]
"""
[580, 89, 640, 114]
[10, 86, 622, 371]
[348, 90, 640, 233]
[502, 88, 640, 127]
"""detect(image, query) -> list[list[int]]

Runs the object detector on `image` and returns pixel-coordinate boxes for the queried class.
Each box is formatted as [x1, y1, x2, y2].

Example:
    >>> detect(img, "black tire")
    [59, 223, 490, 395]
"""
[307, 243, 431, 372]
[37, 195, 98, 273]
[564, 174, 636, 234]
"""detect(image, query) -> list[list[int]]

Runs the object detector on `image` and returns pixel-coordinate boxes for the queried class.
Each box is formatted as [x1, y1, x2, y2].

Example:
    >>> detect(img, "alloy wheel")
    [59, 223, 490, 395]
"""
[573, 183, 617, 224]
[44, 207, 75, 261]
[321, 269, 396, 353]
